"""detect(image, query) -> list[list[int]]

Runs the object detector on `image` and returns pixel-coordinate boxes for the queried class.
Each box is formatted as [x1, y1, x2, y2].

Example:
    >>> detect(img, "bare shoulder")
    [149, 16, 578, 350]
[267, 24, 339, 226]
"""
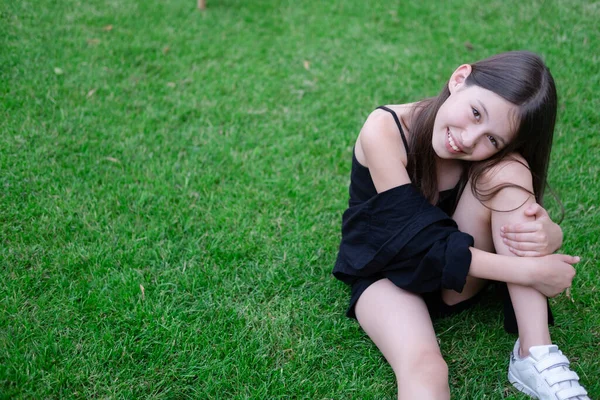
[355, 107, 409, 168]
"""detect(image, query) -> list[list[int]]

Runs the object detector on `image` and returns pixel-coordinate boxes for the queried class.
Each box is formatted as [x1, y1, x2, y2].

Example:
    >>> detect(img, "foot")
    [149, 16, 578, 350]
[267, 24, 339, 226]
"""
[508, 339, 589, 400]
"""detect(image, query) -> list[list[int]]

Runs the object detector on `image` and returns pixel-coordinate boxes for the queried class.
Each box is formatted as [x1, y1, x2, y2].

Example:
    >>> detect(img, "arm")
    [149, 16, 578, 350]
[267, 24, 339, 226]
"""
[468, 159, 577, 296]
[468, 248, 534, 285]
[469, 249, 577, 298]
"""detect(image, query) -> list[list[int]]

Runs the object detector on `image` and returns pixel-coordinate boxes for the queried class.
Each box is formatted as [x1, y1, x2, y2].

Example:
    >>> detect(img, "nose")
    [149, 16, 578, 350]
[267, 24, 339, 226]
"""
[460, 128, 485, 149]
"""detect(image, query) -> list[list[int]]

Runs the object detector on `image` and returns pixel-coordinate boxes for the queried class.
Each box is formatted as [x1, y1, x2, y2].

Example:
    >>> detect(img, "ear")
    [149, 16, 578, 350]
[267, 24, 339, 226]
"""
[448, 64, 472, 94]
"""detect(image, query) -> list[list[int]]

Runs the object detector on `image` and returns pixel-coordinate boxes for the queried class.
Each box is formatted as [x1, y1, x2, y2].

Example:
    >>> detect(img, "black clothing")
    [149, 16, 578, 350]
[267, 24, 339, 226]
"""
[334, 157, 474, 318]
[334, 182, 474, 291]
[333, 106, 552, 333]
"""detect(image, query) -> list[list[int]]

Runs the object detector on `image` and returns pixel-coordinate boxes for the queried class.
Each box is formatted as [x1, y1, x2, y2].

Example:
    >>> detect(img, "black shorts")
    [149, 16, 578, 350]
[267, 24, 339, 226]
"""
[347, 276, 489, 320]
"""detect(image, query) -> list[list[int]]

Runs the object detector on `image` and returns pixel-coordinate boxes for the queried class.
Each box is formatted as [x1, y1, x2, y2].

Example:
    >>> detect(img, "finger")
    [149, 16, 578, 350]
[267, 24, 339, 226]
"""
[501, 232, 540, 242]
[508, 248, 544, 257]
[556, 254, 581, 264]
[501, 223, 539, 234]
[524, 203, 542, 217]
[526, 203, 550, 220]
[503, 238, 542, 251]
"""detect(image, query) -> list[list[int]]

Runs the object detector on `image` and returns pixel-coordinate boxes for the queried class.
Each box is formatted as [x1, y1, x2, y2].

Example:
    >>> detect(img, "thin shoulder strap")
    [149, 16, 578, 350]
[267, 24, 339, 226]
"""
[377, 106, 410, 152]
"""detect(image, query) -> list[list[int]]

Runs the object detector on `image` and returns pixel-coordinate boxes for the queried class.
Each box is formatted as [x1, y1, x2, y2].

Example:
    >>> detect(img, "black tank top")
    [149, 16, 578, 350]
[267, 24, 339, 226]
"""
[348, 106, 461, 215]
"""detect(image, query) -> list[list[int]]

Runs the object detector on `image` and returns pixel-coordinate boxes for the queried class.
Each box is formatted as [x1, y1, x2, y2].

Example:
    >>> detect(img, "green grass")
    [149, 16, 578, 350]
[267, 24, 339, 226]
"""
[1, 0, 599, 398]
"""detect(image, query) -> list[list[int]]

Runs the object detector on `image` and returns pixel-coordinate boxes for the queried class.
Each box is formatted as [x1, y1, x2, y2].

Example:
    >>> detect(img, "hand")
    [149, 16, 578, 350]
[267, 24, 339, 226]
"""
[529, 254, 579, 297]
[500, 203, 563, 257]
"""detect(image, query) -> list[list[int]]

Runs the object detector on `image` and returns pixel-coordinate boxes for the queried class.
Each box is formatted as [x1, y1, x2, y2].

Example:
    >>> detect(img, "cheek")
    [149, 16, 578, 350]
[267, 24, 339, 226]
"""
[435, 101, 453, 124]
[432, 112, 443, 129]
[477, 147, 499, 160]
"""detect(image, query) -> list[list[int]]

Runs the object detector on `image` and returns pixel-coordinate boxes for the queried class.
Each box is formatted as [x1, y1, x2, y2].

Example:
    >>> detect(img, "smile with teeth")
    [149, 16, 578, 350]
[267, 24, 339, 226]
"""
[447, 130, 461, 152]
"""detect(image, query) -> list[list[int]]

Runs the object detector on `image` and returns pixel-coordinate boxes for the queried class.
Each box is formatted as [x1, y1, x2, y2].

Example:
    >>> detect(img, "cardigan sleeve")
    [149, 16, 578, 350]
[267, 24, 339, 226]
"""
[333, 184, 474, 293]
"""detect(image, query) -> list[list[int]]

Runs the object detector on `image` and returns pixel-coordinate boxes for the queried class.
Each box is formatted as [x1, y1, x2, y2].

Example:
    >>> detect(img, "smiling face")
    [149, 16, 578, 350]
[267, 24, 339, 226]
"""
[432, 65, 519, 161]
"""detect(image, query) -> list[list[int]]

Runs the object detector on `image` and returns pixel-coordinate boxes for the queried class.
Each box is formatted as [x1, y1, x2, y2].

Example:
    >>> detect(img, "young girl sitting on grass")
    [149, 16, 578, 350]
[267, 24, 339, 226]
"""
[333, 51, 590, 400]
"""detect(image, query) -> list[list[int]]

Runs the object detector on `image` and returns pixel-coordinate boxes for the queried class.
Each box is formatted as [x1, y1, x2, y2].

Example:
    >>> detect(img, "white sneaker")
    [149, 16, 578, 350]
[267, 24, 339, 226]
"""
[508, 339, 590, 400]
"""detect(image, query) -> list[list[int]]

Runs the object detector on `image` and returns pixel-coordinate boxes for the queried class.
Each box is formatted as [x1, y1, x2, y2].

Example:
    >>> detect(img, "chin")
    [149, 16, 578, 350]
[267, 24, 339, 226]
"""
[432, 146, 448, 159]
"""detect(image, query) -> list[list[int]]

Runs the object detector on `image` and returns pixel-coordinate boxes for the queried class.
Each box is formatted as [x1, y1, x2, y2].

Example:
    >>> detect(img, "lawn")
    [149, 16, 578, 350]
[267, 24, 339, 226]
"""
[1, 0, 599, 398]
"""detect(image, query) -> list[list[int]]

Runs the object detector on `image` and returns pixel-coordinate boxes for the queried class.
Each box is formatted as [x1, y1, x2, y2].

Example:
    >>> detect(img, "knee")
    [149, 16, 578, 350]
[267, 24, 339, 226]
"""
[395, 351, 450, 399]
[413, 351, 449, 382]
[395, 349, 449, 393]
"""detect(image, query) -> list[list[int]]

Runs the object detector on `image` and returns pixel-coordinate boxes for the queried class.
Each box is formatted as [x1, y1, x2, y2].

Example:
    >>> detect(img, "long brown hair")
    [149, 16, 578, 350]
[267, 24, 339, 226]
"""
[406, 51, 558, 208]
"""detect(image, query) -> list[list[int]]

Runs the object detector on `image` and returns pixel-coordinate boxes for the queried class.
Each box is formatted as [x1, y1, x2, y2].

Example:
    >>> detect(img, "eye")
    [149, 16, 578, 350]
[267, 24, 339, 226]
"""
[472, 107, 481, 121]
[488, 135, 498, 148]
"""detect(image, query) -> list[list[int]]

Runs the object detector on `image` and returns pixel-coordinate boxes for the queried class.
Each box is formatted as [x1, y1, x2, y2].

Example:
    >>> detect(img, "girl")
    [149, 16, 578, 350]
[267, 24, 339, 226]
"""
[333, 51, 590, 400]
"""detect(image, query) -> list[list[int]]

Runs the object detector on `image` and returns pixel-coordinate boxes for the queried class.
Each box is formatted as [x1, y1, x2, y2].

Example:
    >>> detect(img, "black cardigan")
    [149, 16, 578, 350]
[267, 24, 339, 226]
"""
[333, 183, 474, 294]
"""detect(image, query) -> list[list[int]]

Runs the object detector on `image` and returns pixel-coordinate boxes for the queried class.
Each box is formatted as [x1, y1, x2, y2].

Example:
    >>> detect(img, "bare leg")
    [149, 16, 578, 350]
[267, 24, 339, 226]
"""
[442, 179, 493, 306]
[448, 179, 551, 355]
[356, 279, 450, 400]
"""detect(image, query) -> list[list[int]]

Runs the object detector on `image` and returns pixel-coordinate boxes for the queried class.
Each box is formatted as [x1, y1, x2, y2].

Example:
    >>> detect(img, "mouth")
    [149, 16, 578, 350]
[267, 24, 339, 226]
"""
[447, 129, 464, 153]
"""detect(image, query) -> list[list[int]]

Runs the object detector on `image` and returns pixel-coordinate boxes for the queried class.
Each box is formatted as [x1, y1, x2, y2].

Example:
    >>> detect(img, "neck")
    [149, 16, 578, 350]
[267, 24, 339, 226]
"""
[435, 157, 465, 190]
[435, 156, 461, 169]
